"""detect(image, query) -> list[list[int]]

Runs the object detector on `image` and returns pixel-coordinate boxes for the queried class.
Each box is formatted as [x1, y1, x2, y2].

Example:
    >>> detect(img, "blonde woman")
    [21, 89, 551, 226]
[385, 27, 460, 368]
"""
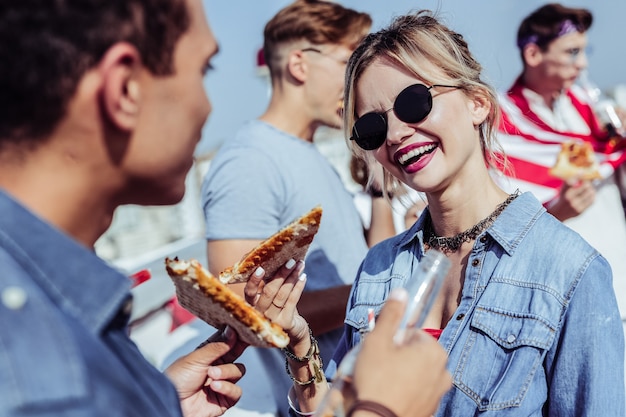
[267, 10, 624, 417]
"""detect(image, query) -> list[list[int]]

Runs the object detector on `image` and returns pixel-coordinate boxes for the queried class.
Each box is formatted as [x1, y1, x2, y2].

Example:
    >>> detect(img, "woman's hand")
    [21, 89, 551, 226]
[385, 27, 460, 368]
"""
[243, 260, 311, 352]
[164, 327, 248, 417]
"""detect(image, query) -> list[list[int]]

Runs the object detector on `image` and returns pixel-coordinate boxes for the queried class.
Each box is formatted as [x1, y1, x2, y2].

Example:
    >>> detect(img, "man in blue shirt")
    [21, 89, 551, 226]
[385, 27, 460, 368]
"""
[0, 0, 251, 415]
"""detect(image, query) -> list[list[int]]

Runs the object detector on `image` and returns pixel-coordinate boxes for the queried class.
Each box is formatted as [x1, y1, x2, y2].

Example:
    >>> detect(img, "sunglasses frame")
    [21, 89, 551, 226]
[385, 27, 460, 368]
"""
[350, 84, 459, 151]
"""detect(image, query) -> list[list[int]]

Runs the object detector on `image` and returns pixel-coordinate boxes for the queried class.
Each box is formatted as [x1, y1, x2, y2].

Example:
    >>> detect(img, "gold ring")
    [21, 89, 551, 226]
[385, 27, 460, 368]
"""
[272, 301, 284, 309]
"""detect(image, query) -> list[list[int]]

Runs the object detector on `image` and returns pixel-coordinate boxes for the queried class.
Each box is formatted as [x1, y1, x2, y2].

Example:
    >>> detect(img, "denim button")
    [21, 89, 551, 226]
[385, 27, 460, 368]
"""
[480, 235, 488, 243]
[122, 299, 133, 316]
[2, 286, 27, 310]
[456, 313, 465, 320]
[471, 259, 480, 267]
[507, 334, 516, 343]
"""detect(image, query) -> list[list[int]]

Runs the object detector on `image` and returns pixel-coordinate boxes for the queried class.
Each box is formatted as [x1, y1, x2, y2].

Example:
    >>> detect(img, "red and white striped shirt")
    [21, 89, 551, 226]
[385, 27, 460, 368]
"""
[496, 76, 626, 202]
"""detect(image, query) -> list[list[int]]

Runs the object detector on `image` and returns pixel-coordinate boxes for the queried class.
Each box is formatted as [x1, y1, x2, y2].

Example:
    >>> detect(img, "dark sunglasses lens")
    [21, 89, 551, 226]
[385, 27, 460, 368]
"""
[352, 113, 387, 150]
[394, 84, 433, 123]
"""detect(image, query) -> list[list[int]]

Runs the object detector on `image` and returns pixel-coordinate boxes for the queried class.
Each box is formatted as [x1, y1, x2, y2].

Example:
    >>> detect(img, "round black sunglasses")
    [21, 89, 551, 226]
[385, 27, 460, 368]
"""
[350, 84, 459, 151]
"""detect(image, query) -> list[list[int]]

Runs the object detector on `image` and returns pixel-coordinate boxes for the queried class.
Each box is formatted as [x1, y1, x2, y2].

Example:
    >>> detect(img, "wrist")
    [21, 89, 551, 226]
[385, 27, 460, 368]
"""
[284, 327, 315, 360]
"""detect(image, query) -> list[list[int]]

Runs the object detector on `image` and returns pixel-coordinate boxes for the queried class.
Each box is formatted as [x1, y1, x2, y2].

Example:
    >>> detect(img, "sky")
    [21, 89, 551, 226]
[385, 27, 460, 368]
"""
[198, 0, 626, 155]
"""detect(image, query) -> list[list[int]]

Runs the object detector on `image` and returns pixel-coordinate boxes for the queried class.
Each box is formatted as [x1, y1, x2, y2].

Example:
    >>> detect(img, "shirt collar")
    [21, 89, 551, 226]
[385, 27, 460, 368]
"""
[396, 192, 544, 256]
[487, 192, 545, 255]
[515, 80, 592, 134]
[0, 191, 132, 333]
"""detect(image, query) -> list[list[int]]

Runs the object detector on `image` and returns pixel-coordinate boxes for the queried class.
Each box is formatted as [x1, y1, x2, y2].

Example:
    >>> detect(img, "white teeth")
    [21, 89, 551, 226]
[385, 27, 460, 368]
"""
[398, 144, 437, 165]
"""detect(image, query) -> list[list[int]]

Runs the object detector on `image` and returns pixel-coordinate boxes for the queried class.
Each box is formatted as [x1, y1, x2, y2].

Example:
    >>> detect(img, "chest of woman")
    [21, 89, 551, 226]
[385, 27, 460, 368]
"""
[345, 242, 569, 412]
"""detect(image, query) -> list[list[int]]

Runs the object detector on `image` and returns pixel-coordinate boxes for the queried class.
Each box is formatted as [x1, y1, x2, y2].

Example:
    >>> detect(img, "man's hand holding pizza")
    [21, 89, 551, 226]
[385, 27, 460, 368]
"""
[547, 180, 597, 221]
[164, 327, 247, 417]
[163, 258, 309, 417]
[547, 141, 600, 221]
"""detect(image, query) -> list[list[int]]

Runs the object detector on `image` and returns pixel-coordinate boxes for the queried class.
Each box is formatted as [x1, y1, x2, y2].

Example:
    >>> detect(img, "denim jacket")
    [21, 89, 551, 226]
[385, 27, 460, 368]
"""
[329, 192, 625, 416]
[0, 191, 182, 416]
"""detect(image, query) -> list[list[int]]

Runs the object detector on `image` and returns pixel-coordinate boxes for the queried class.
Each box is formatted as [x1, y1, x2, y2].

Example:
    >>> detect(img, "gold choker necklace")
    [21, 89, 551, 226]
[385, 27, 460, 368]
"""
[424, 191, 520, 253]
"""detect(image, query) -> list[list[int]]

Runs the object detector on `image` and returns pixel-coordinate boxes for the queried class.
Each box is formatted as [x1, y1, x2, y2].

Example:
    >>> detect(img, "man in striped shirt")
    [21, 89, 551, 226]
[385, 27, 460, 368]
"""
[496, 3, 626, 318]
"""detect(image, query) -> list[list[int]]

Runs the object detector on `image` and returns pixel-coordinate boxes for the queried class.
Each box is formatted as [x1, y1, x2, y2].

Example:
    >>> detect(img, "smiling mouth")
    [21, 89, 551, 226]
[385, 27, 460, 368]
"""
[397, 144, 438, 166]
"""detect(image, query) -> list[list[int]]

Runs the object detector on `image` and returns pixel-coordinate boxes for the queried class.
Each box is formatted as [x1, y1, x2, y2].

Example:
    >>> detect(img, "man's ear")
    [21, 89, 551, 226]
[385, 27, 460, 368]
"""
[98, 43, 142, 131]
[286, 49, 308, 83]
[522, 43, 543, 68]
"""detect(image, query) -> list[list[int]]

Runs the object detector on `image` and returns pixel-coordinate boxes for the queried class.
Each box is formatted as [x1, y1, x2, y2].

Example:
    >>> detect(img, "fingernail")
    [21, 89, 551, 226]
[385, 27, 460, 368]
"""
[285, 259, 296, 269]
[299, 273, 307, 282]
[211, 380, 222, 390]
[389, 288, 407, 301]
[207, 366, 222, 378]
[254, 266, 264, 277]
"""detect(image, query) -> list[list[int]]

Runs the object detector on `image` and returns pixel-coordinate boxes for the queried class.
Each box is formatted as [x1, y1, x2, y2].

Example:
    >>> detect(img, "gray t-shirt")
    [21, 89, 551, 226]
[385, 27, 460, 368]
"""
[201, 120, 368, 416]
[202, 120, 367, 289]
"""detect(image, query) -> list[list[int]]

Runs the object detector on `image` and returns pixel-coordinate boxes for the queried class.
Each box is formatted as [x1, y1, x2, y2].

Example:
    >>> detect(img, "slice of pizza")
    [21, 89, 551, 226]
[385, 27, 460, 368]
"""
[164, 206, 323, 348]
[218, 206, 323, 284]
[165, 257, 290, 348]
[549, 140, 602, 181]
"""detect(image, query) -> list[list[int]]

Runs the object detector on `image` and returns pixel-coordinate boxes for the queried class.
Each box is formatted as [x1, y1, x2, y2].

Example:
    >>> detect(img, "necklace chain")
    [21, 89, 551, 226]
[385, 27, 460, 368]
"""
[424, 191, 520, 253]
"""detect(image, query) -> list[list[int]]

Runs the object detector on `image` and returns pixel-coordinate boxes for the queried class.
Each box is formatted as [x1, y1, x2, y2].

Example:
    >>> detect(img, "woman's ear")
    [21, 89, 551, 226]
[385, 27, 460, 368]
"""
[468, 92, 491, 126]
[98, 42, 142, 131]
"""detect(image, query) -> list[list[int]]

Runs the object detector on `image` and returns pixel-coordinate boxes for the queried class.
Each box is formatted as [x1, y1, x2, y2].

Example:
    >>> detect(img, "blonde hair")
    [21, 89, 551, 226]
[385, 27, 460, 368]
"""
[343, 10, 507, 196]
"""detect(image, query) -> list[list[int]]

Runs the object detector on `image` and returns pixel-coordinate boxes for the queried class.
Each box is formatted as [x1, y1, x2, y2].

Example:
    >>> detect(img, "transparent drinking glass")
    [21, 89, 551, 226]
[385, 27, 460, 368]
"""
[313, 249, 451, 417]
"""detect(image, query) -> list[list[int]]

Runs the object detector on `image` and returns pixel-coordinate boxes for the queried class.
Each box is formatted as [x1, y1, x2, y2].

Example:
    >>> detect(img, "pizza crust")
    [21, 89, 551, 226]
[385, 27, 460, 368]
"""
[218, 206, 323, 284]
[549, 141, 602, 181]
[165, 257, 290, 348]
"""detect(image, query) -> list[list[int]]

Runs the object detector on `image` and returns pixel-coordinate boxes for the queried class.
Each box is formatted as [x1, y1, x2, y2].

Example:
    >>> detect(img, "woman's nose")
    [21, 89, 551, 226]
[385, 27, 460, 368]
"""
[385, 112, 413, 146]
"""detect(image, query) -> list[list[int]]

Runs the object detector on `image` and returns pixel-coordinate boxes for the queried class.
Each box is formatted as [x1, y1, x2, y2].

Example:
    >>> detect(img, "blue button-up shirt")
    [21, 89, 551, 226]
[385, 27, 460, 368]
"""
[0, 192, 182, 416]
[329, 192, 625, 416]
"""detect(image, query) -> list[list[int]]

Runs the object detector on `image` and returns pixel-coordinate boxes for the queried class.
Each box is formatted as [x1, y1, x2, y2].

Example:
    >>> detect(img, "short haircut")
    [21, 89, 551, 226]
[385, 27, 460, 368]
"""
[517, 3, 592, 51]
[262, 0, 371, 80]
[0, 0, 190, 146]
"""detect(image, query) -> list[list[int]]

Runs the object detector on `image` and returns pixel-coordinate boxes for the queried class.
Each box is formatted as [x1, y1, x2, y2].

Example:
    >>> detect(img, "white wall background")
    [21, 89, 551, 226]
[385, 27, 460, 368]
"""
[199, 0, 626, 154]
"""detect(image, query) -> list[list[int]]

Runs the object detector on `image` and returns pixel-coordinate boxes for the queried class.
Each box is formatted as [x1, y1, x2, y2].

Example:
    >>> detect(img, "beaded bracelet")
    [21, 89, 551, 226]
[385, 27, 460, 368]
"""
[282, 328, 325, 385]
[346, 400, 399, 417]
[284, 358, 315, 386]
[282, 328, 318, 362]
[284, 349, 325, 386]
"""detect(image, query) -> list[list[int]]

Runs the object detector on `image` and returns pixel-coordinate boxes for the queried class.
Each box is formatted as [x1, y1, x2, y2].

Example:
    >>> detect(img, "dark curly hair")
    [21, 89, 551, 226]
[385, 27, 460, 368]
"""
[0, 0, 190, 146]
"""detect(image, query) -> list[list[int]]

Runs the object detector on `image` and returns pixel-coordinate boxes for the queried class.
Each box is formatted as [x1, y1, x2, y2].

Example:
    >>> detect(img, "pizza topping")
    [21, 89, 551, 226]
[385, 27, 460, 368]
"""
[566, 142, 593, 167]
[549, 140, 602, 181]
[218, 206, 322, 284]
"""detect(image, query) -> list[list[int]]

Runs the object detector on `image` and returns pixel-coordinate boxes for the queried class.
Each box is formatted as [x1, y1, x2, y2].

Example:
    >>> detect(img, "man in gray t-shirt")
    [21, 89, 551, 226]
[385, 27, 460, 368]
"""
[200, 2, 396, 416]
